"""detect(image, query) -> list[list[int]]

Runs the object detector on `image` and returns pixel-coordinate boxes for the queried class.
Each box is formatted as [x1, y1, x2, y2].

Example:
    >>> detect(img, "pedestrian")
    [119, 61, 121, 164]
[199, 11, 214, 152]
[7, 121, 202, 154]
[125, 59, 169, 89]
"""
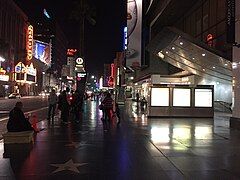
[7, 102, 35, 132]
[47, 89, 58, 120]
[115, 103, 121, 125]
[72, 91, 83, 122]
[58, 90, 70, 124]
[136, 93, 140, 103]
[101, 92, 113, 129]
[140, 97, 147, 111]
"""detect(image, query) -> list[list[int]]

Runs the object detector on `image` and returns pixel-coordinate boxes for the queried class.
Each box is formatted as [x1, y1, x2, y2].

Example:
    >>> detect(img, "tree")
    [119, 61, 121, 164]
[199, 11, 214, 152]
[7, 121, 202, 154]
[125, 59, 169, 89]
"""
[70, 0, 96, 57]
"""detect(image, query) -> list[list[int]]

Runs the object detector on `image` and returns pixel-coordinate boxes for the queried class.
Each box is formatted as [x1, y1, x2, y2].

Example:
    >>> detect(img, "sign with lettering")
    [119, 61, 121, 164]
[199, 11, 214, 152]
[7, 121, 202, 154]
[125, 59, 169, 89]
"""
[27, 25, 34, 61]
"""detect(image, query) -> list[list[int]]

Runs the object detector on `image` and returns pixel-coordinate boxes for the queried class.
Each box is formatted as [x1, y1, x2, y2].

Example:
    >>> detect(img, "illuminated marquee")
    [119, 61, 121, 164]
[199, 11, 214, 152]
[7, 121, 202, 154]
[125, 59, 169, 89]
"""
[27, 25, 33, 61]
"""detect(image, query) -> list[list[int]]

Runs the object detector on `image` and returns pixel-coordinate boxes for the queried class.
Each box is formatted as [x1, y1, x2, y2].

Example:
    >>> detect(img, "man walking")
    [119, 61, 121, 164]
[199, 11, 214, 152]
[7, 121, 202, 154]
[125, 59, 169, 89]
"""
[47, 89, 58, 120]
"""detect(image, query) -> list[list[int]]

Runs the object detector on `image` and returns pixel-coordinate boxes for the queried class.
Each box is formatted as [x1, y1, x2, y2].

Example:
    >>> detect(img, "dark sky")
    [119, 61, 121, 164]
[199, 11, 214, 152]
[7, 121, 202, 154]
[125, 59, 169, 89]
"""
[14, 0, 126, 76]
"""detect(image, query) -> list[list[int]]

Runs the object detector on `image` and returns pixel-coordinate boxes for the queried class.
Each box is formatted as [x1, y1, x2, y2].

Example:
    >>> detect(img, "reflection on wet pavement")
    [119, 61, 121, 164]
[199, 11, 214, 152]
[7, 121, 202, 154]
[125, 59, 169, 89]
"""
[0, 99, 239, 179]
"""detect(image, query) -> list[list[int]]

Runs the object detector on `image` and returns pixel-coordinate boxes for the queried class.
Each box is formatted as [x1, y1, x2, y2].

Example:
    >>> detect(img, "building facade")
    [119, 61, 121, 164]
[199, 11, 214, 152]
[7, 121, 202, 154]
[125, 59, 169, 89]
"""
[132, 0, 233, 107]
[0, 0, 28, 96]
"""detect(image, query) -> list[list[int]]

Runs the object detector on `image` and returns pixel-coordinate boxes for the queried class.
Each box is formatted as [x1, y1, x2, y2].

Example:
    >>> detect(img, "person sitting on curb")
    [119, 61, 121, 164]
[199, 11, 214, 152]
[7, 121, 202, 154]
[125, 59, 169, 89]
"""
[7, 102, 36, 132]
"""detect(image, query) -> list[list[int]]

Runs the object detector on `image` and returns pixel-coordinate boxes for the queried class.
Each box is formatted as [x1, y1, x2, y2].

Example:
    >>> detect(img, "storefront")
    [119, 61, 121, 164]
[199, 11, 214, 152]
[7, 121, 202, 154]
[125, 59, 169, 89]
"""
[14, 62, 37, 95]
[133, 74, 214, 117]
[0, 68, 10, 97]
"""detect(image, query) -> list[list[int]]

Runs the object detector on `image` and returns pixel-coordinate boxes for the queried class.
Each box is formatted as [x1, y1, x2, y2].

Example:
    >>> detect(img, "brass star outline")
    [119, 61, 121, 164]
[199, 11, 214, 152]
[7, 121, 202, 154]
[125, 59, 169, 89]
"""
[50, 159, 87, 173]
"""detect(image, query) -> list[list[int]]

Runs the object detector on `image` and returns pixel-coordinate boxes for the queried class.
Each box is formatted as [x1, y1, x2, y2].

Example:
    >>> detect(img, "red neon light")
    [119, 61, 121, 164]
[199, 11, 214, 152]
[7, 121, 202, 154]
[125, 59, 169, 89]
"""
[207, 34, 213, 47]
[67, 49, 77, 56]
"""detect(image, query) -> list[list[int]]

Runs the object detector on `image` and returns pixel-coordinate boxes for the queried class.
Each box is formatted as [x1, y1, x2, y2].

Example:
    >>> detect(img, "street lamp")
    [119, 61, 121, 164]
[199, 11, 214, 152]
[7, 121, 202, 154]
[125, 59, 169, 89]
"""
[0, 56, 5, 68]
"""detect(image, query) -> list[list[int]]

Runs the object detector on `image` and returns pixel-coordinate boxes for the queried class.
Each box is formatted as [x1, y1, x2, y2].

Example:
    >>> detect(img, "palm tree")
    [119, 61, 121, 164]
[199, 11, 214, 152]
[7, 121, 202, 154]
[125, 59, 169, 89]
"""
[70, 0, 96, 57]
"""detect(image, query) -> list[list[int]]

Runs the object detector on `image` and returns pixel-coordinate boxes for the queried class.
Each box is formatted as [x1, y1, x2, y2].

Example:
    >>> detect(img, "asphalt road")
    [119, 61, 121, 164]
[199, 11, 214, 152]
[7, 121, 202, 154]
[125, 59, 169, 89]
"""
[0, 96, 49, 137]
[0, 96, 48, 118]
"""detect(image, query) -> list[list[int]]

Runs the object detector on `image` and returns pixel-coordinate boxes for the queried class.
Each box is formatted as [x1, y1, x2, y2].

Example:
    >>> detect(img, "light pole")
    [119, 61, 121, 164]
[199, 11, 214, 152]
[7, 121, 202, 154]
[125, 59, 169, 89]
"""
[0, 56, 5, 68]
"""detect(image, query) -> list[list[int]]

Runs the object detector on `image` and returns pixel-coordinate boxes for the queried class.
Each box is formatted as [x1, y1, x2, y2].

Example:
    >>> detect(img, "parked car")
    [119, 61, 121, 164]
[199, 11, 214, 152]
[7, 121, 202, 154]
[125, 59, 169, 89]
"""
[8, 93, 21, 99]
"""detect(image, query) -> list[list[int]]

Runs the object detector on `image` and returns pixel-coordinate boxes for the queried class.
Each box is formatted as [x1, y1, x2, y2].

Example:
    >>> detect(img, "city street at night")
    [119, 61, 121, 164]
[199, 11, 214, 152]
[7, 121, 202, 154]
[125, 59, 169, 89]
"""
[1, 0, 240, 179]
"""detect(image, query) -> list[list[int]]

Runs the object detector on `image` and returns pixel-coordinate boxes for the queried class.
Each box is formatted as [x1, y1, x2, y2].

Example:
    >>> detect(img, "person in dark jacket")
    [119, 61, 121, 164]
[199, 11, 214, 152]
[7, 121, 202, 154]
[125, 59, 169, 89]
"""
[7, 102, 34, 132]
[58, 90, 70, 124]
[72, 91, 83, 122]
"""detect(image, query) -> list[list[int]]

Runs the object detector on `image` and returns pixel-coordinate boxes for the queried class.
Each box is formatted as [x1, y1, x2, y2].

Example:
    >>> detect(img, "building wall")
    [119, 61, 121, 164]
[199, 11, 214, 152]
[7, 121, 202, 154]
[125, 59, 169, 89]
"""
[0, 0, 28, 68]
[174, 0, 232, 60]
[147, 0, 231, 61]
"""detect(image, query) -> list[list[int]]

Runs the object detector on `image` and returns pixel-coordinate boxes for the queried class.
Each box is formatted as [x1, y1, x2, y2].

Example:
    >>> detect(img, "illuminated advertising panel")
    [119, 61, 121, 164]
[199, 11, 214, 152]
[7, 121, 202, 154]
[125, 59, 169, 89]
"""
[173, 88, 191, 107]
[195, 89, 212, 107]
[33, 40, 51, 66]
[126, 0, 142, 68]
[26, 25, 33, 61]
[151, 88, 169, 106]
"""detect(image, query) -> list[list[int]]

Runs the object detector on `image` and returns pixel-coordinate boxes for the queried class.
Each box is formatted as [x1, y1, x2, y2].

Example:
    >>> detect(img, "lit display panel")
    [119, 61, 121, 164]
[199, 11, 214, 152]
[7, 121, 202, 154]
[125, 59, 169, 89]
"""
[195, 89, 212, 107]
[173, 88, 191, 107]
[151, 88, 169, 106]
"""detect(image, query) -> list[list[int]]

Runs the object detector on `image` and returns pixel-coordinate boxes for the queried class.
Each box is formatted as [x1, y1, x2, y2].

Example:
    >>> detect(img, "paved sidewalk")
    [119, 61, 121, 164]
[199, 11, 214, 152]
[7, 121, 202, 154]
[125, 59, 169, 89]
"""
[0, 100, 240, 179]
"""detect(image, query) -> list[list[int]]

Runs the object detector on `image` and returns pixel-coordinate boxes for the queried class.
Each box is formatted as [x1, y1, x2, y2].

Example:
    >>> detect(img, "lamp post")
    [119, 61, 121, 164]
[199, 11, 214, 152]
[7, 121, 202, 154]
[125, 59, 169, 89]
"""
[0, 56, 5, 68]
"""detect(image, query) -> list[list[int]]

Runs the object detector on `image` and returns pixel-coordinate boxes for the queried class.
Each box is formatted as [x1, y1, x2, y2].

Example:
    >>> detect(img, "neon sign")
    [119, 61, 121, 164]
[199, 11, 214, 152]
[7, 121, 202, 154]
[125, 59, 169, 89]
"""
[207, 34, 213, 47]
[27, 25, 33, 61]
[67, 49, 77, 56]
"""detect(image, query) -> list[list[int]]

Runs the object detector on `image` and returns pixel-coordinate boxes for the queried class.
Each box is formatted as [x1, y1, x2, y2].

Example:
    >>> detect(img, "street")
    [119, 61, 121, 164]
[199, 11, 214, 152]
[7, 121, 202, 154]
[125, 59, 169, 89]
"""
[0, 96, 49, 136]
[0, 96, 48, 118]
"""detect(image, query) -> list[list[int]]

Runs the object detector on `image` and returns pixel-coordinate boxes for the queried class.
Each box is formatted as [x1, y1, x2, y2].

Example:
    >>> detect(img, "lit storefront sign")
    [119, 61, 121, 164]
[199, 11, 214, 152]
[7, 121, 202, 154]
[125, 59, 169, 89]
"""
[124, 27, 127, 50]
[26, 63, 37, 76]
[75, 57, 84, 68]
[26, 25, 34, 61]
[14, 62, 36, 83]
[76, 72, 87, 81]
[0, 68, 9, 81]
[15, 62, 26, 73]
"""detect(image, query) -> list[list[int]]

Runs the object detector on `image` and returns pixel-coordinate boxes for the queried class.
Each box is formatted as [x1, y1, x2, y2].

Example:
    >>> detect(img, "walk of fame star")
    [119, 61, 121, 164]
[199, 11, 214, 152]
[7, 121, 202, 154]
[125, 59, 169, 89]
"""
[50, 159, 87, 173]
[65, 141, 94, 149]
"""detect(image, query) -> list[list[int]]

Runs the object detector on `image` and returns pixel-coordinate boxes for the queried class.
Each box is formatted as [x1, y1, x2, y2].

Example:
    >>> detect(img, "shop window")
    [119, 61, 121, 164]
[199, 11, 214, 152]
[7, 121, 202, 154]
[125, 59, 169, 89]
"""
[26, 74, 35, 82]
[16, 73, 24, 81]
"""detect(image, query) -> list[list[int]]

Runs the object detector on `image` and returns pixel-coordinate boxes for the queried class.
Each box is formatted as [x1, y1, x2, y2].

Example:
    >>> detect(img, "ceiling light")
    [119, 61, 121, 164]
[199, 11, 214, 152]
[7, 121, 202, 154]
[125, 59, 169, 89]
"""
[203, 69, 205, 71]
[213, 66, 216, 69]
[158, 52, 165, 59]
[166, 51, 169, 54]
[192, 57, 195, 60]
[202, 53, 206, 57]
[224, 63, 228, 66]
[171, 47, 175, 50]
[179, 42, 183, 45]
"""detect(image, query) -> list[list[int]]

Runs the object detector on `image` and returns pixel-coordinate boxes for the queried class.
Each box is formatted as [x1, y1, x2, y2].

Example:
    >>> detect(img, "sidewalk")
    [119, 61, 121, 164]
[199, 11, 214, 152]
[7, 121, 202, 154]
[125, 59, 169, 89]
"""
[0, 100, 240, 179]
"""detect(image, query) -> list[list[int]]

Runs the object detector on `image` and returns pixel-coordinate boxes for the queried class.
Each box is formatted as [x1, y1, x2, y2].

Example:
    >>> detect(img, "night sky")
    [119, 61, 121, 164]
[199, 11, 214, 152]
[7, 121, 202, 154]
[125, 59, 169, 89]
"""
[14, 0, 126, 76]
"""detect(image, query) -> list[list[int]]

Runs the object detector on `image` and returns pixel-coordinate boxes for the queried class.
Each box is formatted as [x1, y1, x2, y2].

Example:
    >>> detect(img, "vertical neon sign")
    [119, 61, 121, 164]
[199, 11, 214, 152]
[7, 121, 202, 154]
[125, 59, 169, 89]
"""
[26, 25, 33, 61]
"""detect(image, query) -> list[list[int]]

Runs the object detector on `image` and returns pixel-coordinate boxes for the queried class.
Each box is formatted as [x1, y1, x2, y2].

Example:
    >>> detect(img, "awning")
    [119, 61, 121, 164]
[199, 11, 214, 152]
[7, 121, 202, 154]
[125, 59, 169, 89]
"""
[146, 27, 232, 83]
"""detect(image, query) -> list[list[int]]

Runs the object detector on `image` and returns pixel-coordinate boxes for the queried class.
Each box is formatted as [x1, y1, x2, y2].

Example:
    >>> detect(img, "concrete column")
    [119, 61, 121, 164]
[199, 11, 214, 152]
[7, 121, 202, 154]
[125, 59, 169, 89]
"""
[231, 0, 240, 129]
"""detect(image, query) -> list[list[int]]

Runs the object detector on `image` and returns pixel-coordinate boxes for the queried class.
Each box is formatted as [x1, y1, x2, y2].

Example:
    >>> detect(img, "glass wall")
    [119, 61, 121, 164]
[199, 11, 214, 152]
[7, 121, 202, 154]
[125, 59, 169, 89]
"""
[175, 0, 231, 59]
